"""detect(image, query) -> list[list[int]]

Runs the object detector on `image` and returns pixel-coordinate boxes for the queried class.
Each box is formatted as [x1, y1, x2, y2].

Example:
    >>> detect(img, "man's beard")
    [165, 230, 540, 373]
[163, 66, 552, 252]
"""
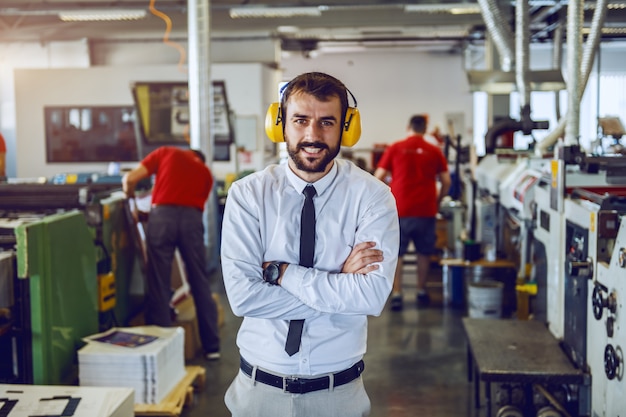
[287, 141, 340, 173]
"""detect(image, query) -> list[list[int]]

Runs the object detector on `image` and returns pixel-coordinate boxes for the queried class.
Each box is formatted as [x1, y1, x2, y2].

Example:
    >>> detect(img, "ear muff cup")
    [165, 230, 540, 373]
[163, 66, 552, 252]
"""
[264, 103, 362, 147]
[265, 102, 284, 143]
[341, 107, 361, 147]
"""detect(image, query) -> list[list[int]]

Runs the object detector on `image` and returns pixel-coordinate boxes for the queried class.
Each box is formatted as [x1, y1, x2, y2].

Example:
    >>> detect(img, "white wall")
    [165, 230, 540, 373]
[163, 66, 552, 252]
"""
[0, 40, 90, 178]
[13, 63, 276, 179]
[15, 66, 183, 179]
[282, 50, 474, 169]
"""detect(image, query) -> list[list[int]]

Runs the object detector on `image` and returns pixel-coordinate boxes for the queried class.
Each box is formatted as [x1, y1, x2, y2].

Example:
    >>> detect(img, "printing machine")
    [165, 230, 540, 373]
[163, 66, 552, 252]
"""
[561, 187, 626, 417]
[588, 213, 626, 417]
[532, 146, 626, 335]
[473, 151, 547, 279]
[470, 142, 626, 416]
[525, 146, 626, 416]
[0, 182, 143, 386]
[472, 153, 523, 249]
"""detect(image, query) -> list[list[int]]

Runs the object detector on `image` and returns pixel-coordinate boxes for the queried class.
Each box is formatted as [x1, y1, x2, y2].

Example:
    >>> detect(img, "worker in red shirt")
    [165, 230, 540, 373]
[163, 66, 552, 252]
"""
[374, 115, 451, 310]
[123, 146, 221, 359]
[0, 132, 7, 180]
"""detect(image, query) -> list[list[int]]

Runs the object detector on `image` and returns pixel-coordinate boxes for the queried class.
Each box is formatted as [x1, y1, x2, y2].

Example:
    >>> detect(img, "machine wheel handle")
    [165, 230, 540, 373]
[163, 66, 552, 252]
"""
[604, 344, 619, 380]
[592, 285, 605, 320]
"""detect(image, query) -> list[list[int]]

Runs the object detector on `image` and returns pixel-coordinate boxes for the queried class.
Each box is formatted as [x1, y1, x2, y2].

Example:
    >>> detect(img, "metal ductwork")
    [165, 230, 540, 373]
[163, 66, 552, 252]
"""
[552, 22, 565, 121]
[515, 0, 530, 110]
[480, 0, 550, 154]
[467, 0, 566, 94]
[534, 0, 609, 155]
[477, 0, 515, 72]
[565, 0, 584, 146]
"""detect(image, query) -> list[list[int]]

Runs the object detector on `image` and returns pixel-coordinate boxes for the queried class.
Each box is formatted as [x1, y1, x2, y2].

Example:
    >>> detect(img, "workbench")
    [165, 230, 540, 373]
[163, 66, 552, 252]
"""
[440, 258, 517, 316]
[462, 318, 589, 417]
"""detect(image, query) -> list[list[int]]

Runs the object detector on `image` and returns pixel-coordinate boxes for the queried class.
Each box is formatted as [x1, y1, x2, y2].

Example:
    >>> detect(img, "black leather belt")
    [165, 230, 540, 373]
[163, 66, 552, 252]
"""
[239, 356, 364, 394]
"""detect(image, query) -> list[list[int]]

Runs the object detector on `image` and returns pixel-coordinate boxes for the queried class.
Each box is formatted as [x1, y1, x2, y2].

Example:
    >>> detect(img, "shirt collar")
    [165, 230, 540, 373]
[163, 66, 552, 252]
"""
[285, 161, 338, 196]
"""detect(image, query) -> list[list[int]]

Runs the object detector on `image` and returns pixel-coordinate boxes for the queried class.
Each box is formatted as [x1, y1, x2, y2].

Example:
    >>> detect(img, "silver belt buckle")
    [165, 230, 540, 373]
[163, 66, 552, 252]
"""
[284, 376, 306, 393]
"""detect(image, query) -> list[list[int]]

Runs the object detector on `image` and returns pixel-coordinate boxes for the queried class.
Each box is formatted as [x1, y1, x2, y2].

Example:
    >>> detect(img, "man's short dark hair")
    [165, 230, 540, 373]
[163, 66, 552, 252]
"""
[409, 115, 427, 133]
[280, 72, 350, 130]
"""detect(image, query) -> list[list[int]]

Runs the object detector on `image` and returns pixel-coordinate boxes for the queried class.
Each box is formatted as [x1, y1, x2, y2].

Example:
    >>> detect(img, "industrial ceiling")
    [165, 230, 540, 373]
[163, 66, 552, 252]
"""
[1, 1, 626, 53]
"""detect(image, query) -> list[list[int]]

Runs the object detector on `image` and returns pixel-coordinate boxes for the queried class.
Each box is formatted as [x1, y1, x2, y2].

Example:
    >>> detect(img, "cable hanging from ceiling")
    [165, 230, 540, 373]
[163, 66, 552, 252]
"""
[149, 0, 187, 74]
[148, 0, 190, 143]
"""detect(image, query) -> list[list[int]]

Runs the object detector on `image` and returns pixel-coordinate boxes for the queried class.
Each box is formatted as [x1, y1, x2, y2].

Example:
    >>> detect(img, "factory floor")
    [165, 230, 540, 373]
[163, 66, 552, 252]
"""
[181, 259, 477, 417]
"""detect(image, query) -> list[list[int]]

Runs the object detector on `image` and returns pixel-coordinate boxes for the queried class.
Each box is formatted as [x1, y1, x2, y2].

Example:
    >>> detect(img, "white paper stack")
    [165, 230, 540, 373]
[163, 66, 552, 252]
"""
[0, 384, 134, 417]
[78, 326, 186, 404]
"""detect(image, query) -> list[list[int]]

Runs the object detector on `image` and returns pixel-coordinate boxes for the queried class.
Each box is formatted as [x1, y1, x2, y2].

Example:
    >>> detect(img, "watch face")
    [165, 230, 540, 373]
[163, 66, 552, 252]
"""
[264, 263, 280, 284]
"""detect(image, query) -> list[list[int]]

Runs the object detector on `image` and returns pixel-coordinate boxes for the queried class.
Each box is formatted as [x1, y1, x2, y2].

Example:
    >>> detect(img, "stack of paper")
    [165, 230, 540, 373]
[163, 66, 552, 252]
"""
[78, 326, 185, 404]
[0, 384, 134, 417]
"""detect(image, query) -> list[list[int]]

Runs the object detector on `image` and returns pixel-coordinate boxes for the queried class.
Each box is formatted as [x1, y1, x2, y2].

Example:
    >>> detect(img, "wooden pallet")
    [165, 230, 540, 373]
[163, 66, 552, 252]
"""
[134, 365, 206, 417]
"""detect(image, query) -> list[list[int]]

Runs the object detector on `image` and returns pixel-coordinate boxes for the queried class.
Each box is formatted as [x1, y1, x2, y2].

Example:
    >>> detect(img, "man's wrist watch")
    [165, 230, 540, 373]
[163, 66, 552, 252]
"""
[263, 261, 286, 285]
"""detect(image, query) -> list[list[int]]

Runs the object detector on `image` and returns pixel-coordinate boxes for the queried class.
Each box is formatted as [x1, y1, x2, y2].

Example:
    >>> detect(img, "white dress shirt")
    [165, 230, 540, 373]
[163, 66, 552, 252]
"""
[221, 159, 399, 376]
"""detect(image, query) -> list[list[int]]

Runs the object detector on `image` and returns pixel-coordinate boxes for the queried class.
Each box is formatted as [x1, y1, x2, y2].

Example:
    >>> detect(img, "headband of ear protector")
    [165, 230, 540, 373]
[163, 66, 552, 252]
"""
[264, 85, 362, 147]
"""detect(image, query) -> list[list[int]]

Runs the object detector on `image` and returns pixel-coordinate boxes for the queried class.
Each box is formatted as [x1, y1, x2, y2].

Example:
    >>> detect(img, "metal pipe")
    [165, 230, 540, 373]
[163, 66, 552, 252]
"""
[565, 0, 583, 146]
[477, 0, 515, 71]
[580, 0, 608, 98]
[484, 114, 549, 154]
[485, 119, 522, 154]
[534, 0, 609, 155]
[187, 0, 211, 154]
[552, 23, 564, 120]
[516, 0, 530, 109]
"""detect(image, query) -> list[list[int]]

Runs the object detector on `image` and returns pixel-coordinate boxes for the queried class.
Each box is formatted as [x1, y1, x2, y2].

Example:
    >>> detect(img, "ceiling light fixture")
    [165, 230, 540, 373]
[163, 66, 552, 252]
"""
[404, 4, 481, 14]
[58, 9, 147, 22]
[229, 7, 323, 19]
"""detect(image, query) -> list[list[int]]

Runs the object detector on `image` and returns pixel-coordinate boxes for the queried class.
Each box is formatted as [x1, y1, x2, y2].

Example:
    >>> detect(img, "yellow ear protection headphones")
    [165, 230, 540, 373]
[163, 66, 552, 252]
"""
[264, 85, 362, 147]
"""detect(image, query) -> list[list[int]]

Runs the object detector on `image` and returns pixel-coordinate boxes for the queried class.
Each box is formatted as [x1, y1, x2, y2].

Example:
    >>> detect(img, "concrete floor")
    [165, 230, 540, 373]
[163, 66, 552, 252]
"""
[181, 260, 477, 417]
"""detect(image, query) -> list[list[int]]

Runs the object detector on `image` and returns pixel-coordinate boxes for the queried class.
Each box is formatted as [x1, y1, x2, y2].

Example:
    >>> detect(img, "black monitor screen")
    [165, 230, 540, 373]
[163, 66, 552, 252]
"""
[131, 81, 233, 161]
[131, 82, 190, 145]
[44, 106, 138, 162]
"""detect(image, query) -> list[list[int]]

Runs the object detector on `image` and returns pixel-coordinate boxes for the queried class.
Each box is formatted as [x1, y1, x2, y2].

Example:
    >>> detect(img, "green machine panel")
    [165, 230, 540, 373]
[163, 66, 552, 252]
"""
[16, 210, 99, 385]
[98, 193, 144, 327]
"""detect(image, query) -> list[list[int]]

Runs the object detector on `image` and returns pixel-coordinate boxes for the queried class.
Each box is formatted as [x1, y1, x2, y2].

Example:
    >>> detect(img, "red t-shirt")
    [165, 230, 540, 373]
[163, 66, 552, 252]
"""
[0, 133, 6, 153]
[141, 146, 213, 211]
[377, 134, 448, 218]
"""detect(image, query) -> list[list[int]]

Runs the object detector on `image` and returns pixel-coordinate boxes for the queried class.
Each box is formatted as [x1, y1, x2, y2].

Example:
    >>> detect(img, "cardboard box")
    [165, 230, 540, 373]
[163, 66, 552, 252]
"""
[173, 293, 224, 360]
[435, 217, 448, 250]
[174, 297, 202, 361]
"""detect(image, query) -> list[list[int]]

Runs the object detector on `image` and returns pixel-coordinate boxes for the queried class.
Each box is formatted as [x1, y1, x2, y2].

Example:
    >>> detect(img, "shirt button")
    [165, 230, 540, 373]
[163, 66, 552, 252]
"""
[302, 359, 307, 363]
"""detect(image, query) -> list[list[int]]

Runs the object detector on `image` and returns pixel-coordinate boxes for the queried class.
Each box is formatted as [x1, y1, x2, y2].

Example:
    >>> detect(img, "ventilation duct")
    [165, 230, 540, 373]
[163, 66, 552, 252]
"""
[471, 0, 567, 94]
[515, 0, 530, 109]
[476, 0, 515, 71]
[534, 0, 609, 155]
[477, 0, 553, 154]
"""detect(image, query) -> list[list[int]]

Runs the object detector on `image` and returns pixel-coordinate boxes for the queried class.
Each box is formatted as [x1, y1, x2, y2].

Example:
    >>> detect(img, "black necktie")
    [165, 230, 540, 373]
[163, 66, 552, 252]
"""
[285, 185, 316, 356]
